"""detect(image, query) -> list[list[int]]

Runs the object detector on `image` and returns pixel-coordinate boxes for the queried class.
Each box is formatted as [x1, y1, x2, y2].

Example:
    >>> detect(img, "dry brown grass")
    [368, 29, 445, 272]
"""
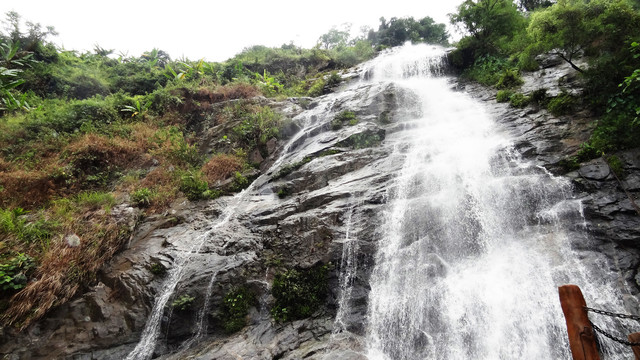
[138, 166, 180, 213]
[0, 169, 59, 209]
[218, 83, 260, 100]
[1, 206, 131, 330]
[63, 133, 147, 170]
[201, 154, 243, 184]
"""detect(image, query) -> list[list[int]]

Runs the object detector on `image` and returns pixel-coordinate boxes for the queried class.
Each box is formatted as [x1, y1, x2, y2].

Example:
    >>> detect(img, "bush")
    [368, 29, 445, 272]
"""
[201, 154, 243, 184]
[307, 78, 326, 97]
[131, 187, 154, 207]
[149, 262, 166, 276]
[0, 253, 35, 291]
[547, 92, 577, 116]
[463, 55, 510, 86]
[171, 294, 195, 311]
[150, 126, 202, 168]
[496, 89, 514, 102]
[232, 105, 282, 150]
[221, 287, 255, 333]
[271, 265, 328, 322]
[496, 68, 524, 89]
[228, 171, 250, 192]
[606, 155, 625, 178]
[509, 92, 530, 108]
[179, 170, 210, 201]
[330, 110, 358, 130]
[529, 88, 548, 105]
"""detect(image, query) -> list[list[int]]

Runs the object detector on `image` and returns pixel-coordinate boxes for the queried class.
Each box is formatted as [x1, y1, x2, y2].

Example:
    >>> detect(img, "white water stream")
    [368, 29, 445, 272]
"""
[363, 45, 631, 359]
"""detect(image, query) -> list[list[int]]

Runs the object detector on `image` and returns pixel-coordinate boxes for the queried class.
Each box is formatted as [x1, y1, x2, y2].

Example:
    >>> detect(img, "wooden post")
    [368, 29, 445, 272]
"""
[559, 285, 601, 360]
[628, 333, 640, 360]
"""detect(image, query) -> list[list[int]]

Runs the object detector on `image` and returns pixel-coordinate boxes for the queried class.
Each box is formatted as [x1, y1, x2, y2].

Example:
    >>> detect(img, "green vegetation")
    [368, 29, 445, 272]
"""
[547, 92, 577, 116]
[276, 186, 292, 199]
[448, 0, 640, 155]
[331, 110, 358, 130]
[171, 294, 195, 311]
[131, 187, 153, 208]
[0, 253, 34, 291]
[149, 262, 166, 276]
[606, 155, 625, 177]
[221, 287, 255, 333]
[271, 265, 329, 322]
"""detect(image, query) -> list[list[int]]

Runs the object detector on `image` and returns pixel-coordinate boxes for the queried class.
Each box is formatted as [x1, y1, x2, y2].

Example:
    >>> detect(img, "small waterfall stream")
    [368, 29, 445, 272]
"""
[363, 45, 631, 359]
[125, 208, 234, 360]
[334, 204, 360, 334]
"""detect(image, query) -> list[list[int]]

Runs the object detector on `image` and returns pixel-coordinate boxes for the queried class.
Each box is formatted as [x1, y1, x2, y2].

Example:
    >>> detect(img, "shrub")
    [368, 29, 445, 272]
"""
[496, 68, 524, 89]
[496, 90, 514, 103]
[529, 88, 548, 105]
[171, 294, 195, 311]
[76, 191, 116, 211]
[179, 170, 210, 201]
[331, 110, 357, 130]
[131, 187, 154, 207]
[228, 172, 249, 192]
[221, 287, 255, 333]
[463, 55, 509, 86]
[0, 253, 35, 291]
[307, 78, 325, 97]
[149, 262, 166, 276]
[509, 93, 530, 108]
[271, 265, 328, 322]
[150, 126, 201, 168]
[547, 92, 576, 116]
[232, 105, 282, 149]
[274, 156, 312, 179]
[606, 155, 624, 178]
[327, 71, 342, 87]
[276, 187, 291, 199]
[0, 208, 57, 247]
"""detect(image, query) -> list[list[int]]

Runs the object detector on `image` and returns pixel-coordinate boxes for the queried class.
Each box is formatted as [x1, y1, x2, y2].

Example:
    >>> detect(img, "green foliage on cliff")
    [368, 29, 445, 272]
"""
[271, 265, 328, 322]
[221, 287, 255, 333]
[449, 0, 640, 154]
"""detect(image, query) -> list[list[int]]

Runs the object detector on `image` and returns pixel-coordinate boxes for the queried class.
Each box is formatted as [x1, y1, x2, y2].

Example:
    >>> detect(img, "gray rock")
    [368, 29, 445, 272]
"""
[579, 159, 611, 180]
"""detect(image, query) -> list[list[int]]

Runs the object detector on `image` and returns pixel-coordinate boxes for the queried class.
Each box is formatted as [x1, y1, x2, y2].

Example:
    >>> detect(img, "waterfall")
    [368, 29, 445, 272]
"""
[125, 206, 234, 360]
[178, 271, 218, 351]
[334, 204, 360, 334]
[364, 44, 631, 359]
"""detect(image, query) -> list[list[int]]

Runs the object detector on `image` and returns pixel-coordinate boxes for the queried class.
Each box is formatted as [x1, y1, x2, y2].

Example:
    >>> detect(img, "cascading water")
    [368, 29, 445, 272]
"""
[363, 44, 632, 359]
[334, 204, 360, 334]
[125, 205, 234, 360]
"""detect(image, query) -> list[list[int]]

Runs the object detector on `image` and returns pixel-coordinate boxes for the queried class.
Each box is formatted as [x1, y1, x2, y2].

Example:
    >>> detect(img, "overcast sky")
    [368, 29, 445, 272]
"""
[0, 1, 463, 62]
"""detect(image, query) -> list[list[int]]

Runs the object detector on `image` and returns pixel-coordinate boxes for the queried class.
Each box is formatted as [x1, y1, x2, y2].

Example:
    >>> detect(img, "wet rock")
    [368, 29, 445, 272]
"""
[579, 159, 611, 180]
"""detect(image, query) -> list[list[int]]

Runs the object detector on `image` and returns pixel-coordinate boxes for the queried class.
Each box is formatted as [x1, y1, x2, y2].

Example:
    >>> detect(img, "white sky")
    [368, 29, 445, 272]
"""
[0, 1, 463, 62]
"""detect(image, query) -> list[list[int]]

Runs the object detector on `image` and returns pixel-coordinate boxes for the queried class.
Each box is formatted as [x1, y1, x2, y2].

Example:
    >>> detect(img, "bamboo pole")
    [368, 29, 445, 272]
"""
[628, 333, 640, 360]
[559, 285, 601, 360]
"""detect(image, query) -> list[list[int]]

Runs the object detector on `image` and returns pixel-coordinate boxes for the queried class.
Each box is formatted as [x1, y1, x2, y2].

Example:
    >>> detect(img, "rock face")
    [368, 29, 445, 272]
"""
[2, 52, 639, 360]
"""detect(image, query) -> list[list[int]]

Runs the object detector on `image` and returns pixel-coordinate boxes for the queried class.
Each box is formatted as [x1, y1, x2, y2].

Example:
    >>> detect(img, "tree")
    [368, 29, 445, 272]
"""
[317, 24, 351, 50]
[518, 0, 554, 11]
[368, 16, 448, 48]
[527, 0, 640, 73]
[1, 11, 57, 52]
[450, 0, 525, 56]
